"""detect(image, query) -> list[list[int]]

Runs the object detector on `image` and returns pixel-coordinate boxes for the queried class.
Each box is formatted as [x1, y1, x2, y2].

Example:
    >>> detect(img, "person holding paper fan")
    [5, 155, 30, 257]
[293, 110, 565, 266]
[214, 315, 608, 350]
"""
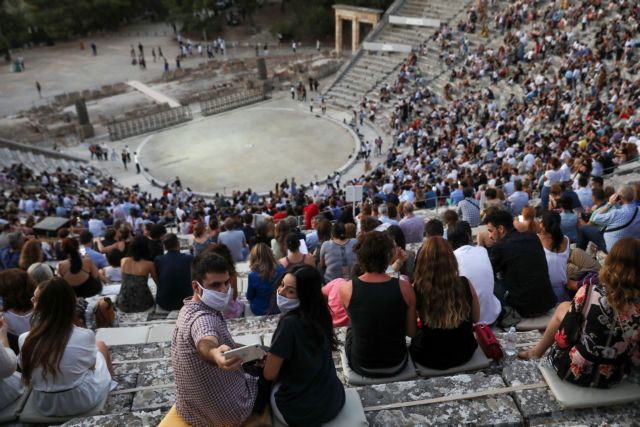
[264, 265, 345, 426]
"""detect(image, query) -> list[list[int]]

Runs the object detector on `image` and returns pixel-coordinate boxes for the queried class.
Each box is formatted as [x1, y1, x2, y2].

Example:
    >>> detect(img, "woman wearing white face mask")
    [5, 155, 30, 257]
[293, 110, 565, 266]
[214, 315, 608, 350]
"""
[264, 266, 345, 426]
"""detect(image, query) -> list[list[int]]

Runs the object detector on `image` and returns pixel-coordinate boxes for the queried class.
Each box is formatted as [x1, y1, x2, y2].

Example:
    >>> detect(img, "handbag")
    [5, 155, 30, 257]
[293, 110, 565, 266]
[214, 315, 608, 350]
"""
[474, 323, 504, 361]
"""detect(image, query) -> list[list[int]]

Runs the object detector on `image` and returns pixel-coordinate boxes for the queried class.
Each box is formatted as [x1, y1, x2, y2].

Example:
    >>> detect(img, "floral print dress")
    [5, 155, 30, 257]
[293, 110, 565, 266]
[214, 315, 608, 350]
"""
[549, 283, 640, 388]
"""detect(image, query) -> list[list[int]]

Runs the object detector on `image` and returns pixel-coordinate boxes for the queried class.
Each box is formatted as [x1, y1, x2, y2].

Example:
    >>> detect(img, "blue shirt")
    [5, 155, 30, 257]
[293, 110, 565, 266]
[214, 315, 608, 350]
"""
[508, 191, 530, 216]
[84, 246, 108, 269]
[592, 204, 640, 251]
[450, 189, 464, 205]
[0, 248, 20, 270]
[247, 265, 285, 316]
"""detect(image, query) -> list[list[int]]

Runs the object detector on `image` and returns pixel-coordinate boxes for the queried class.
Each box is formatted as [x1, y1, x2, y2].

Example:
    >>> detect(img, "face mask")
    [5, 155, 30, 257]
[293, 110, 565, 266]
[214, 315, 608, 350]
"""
[277, 293, 300, 314]
[198, 282, 232, 312]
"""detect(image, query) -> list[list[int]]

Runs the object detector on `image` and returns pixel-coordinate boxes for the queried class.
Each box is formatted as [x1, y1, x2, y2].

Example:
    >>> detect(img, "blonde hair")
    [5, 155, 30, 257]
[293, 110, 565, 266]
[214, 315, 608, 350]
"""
[600, 238, 640, 314]
[249, 243, 278, 282]
[413, 236, 470, 329]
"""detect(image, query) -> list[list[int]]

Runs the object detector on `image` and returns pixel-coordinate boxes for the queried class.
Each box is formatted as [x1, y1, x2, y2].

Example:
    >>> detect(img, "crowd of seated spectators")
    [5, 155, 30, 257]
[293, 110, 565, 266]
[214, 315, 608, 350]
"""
[1, 0, 640, 423]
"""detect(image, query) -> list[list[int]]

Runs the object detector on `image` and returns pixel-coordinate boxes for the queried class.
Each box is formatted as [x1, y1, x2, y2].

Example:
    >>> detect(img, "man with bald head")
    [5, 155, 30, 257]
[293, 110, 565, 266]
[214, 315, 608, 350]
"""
[590, 185, 640, 252]
[399, 203, 424, 244]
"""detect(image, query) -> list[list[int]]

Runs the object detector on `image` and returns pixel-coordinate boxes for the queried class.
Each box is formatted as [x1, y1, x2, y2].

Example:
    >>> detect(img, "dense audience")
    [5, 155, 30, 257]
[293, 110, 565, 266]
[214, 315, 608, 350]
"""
[0, 0, 640, 423]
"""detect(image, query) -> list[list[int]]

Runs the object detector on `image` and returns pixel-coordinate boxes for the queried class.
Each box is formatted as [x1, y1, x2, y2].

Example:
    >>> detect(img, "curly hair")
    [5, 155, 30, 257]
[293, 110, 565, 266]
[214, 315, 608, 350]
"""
[354, 231, 393, 273]
[600, 238, 640, 314]
[413, 236, 470, 329]
[0, 268, 37, 311]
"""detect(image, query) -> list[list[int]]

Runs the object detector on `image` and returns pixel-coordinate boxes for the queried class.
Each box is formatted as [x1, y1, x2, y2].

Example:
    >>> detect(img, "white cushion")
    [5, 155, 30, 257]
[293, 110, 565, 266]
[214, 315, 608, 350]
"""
[147, 323, 176, 343]
[0, 390, 29, 423]
[340, 349, 417, 386]
[539, 363, 640, 408]
[263, 333, 273, 348]
[235, 334, 263, 347]
[100, 284, 121, 296]
[415, 347, 492, 377]
[517, 308, 555, 331]
[96, 326, 150, 346]
[18, 390, 108, 423]
[272, 388, 367, 427]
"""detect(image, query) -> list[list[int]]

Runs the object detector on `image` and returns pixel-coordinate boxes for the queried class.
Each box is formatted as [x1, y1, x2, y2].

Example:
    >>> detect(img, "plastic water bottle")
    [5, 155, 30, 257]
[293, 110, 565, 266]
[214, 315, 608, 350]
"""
[505, 326, 517, 358]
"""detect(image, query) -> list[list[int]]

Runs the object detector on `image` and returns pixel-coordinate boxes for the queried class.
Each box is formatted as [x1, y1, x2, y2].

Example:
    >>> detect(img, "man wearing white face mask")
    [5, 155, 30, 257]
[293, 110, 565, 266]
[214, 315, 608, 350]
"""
[164, 252, 268, 427]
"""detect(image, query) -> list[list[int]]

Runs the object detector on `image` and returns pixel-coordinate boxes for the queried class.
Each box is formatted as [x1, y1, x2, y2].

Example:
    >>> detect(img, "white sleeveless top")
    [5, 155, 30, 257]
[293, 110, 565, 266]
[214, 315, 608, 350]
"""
[543, 236, 570, 292]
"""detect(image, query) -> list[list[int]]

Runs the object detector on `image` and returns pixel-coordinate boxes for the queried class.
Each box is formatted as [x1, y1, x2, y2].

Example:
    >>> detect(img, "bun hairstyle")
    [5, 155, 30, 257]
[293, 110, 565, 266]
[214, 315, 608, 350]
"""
[331, 222, 346, 240]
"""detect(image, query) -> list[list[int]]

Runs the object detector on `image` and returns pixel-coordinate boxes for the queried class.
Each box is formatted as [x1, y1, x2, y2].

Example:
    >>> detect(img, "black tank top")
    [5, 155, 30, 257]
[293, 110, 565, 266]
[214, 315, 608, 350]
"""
[409, 277, 477, 369]
[346, 276, 407, 372]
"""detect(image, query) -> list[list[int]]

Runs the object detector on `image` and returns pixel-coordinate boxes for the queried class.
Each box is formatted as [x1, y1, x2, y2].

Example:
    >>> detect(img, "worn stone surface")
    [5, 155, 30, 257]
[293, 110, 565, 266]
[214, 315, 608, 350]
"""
[358, 373, 522, 426]
[529, 403, 640, 426]
[226, 314, 280, 335]
[135, 359, 174, 387]
[131, 387, 175, 412]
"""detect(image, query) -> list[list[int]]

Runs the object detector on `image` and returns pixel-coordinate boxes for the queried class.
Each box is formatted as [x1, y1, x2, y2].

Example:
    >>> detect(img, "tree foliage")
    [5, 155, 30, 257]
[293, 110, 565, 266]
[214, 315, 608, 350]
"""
[274, 0, 393, 40]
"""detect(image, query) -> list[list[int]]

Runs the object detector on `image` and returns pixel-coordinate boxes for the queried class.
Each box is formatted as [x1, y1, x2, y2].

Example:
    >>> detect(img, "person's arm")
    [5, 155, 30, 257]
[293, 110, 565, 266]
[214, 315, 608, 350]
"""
[338, 280, 353, 310]
[0, 318, 18, 379]
[196, 335, 242, 371]
[468, 281, 481, 323]
[246, 273, 257, 301]
[399, 279, 417, 338]
[304, 253, 316, 267]
[264, 318, 294, 381]
[230, 274, 238, 300]
[85, 258, 100, 279]
[149, 262, 159, 285]
[263, 353, 284, 381]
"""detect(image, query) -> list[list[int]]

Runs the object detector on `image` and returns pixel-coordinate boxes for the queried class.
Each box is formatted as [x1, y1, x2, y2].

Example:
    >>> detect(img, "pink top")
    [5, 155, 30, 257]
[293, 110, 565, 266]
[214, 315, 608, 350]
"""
[322, 278, 350, 328]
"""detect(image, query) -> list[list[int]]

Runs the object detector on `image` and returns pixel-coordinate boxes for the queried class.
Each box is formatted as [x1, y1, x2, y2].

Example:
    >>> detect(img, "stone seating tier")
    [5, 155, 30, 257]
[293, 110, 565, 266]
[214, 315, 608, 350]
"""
[24, 319, 637, 426]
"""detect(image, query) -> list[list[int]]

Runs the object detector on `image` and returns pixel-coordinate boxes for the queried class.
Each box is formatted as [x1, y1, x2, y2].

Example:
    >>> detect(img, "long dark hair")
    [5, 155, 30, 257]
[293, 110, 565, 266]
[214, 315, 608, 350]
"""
[284, 265, 337, 351]
[20, 278, 77, 385]
[61, 237, 82, 274]
[541, 211, 564, 252]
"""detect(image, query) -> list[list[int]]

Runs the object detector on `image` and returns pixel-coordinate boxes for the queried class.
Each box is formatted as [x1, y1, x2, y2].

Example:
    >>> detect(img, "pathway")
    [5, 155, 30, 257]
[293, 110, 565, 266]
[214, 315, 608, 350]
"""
[126, 80, 181, 108]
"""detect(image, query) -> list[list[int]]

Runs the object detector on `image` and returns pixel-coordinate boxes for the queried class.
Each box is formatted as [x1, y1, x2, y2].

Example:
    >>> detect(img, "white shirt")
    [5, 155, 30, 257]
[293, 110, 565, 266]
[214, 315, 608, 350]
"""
[19, 327, 98, 392]
[454, 245, 501, 325]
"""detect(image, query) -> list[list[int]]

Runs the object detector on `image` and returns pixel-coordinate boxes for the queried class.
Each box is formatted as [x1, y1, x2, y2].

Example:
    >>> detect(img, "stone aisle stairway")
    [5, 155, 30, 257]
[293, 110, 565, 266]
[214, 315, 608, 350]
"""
[324, 0, 472, 111]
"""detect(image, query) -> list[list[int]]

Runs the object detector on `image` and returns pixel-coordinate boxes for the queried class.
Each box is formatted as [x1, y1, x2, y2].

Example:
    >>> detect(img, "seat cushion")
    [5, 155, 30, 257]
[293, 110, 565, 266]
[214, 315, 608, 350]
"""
[539, 363, 640, 408]
[158, 405, 192, 427]
[517, 308, 555, 331]
[340, 349, 417, 386]
[18, 390, 108, 423]
[234, 334, 263, 347]
[96, 326, 150, 346]
[272, 389, 367, 427]
[415, 347, 491, 377]
[0, 390, 29, 424]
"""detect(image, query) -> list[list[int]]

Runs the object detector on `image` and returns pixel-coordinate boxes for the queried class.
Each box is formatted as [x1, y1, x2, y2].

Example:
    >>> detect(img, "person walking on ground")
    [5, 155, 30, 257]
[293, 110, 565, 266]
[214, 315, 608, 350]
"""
[91, 43, 97, 55]
[35, 82, 41, 98]
[163, 58, 169, 73]
[134, 152, 141, 174]
[158, 46, 163, 58]
[121, 150, 128, 170]
[151, 48, 156, 62]
[138, 43, 144, 55]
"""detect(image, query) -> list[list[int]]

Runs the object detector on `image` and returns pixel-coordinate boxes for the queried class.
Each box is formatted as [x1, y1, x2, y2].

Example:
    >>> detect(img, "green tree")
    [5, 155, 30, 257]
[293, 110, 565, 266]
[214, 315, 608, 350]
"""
[0, 0, 30, 52]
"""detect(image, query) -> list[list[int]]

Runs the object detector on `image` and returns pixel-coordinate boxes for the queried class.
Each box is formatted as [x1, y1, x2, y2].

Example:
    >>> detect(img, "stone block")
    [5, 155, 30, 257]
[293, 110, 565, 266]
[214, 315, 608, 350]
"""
[358, 373, 522, 426]
[131, 387, 175, 412]
[226, 315, 280, 336]
[135, 360, 174, 387]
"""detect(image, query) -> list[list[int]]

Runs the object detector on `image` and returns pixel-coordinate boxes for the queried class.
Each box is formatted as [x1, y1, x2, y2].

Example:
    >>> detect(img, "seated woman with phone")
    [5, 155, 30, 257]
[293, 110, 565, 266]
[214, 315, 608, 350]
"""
[263, 265, 345, 426]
